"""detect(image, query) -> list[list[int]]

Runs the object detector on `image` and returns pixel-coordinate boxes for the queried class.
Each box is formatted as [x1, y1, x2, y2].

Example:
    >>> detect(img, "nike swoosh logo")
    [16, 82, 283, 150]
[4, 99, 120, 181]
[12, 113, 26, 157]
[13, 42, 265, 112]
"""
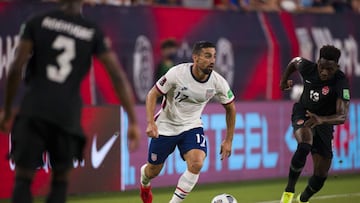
[91, 134, 118, 169]
[305, 80, 312, 84]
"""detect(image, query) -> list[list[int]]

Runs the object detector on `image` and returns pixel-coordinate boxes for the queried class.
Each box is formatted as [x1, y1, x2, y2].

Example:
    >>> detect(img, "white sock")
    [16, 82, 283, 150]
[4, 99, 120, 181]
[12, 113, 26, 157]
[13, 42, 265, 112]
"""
[169, 169, 199, 203]
[140, 164, 151, 187]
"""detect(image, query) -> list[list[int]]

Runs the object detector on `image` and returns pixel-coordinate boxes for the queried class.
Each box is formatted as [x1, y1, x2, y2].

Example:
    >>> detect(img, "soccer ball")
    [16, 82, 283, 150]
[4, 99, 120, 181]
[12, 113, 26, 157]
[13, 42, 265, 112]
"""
[280, 0, 297, 12]
[290, 84, 304, 101]
[211, 193, 238, 203]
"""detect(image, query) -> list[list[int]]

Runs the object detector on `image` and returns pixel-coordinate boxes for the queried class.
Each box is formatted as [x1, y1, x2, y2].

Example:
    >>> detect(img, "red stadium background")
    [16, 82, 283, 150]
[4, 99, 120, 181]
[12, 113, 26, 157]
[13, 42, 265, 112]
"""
[1, 2, 360, 106]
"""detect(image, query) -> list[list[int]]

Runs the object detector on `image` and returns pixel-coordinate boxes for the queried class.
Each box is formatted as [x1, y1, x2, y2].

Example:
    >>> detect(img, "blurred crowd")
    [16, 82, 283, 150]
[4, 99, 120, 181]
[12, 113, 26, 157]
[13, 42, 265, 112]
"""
[4, 0, 360, 13]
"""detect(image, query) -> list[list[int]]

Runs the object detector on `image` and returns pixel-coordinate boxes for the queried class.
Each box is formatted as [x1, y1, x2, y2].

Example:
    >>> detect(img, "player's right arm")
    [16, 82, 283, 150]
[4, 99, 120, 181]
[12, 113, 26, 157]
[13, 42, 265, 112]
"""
[98, 51, 140, 151]
[0, 39, 33, 132]
[145, 86, 162, 138]
[146, 68, 176, 138]
[280, 57, 303, 91]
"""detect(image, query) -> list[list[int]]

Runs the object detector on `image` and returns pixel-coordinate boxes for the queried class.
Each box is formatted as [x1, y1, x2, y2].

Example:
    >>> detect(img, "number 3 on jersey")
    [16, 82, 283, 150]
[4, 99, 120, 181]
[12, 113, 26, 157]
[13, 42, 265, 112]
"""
[47, 35, 75, 83]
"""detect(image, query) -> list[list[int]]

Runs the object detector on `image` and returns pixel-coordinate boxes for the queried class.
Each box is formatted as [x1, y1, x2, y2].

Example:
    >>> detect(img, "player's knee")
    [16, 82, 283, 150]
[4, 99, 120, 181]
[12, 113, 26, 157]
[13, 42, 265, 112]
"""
[188, 160, 203, 174]
[147, 164, 162, 178]
[15, 176, 32, 186]
[291, 143, 312, 169]
[297, 142, 312, 153]
[15, 167, 36, 181]
[308, 175, 327, 192]
[313, 158, 331, 177]
[52, 169, 70, 182]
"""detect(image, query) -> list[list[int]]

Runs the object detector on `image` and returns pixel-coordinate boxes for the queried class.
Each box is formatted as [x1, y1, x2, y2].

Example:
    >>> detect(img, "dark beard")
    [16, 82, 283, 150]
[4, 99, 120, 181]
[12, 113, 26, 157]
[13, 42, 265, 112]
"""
[201, 68, 212, 75]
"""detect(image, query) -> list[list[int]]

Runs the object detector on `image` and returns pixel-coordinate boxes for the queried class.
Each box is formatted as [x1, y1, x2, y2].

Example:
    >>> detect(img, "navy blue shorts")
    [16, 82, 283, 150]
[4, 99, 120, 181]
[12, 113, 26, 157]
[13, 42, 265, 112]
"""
[147, 127, 207, 164]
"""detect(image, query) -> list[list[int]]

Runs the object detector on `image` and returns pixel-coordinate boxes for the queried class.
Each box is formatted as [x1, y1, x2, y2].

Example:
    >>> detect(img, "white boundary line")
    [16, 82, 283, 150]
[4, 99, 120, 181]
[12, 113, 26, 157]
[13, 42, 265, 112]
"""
[256, 192, 360, 203]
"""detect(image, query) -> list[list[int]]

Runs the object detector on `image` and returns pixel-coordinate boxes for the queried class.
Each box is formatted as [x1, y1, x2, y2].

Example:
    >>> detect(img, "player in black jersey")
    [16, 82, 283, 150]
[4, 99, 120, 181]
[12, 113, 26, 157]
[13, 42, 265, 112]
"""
[0, 0, 140, 202]
[279, 45, 350, 203]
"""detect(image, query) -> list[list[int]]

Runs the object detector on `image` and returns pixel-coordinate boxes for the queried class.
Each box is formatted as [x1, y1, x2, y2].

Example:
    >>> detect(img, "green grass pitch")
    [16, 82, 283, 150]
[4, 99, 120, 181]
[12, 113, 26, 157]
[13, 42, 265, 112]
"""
[1, 173, 359, 203]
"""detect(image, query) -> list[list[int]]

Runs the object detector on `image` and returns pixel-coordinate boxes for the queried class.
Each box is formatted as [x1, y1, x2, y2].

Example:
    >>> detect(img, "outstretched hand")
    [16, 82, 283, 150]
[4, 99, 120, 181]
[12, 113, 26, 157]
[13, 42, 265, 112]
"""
[304, 110, 323, 128]
[220, 140, 232, 160]
[280, 79, 293, 91]
[146, 122, 159, 138]
[127, 123, 141, 152]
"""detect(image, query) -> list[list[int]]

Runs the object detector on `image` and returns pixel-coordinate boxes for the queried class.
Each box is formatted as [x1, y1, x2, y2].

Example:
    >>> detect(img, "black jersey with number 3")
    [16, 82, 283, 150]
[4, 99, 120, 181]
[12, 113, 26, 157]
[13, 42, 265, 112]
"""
[18, 10, 109, 135]
[298, 58, 350, 116]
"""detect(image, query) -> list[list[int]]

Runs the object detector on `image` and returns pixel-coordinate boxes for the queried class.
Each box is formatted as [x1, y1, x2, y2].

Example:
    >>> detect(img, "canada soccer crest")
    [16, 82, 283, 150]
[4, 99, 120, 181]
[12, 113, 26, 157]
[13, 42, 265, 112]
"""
[296, 119, 305, 126]
[322, 86, 329, 95]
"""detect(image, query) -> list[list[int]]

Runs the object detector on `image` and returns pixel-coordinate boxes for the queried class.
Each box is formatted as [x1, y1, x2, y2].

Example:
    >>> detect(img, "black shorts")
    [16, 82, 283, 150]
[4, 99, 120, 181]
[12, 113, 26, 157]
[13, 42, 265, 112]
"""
[10, 116, 86, 171]
[291, 103, 334, 159]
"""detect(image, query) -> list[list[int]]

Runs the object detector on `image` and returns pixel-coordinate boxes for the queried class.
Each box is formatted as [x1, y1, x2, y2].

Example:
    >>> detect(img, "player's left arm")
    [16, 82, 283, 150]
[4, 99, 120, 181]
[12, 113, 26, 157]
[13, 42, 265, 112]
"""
[220, 101, 236, 160]
[304, 98, 350, 128]
[94, 28, 140, 151]
[0, 39, 33, 132]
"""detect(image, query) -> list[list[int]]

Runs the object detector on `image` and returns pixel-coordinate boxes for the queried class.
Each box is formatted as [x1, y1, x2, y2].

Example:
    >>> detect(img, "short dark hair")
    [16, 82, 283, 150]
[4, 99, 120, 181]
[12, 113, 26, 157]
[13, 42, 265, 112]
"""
[192, 41, 216, 55]
[161, 38, 178, 49]
[319, 45, 341, 63]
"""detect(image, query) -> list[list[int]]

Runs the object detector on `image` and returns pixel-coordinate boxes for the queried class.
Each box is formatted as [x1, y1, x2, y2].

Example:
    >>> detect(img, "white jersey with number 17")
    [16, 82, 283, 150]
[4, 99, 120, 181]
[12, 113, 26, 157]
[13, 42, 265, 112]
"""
[155, 63, 235, 136]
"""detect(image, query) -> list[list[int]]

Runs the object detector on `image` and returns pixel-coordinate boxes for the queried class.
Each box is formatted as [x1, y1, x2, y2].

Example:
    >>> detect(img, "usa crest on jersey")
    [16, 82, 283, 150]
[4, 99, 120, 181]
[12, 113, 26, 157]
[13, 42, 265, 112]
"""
[205, 89, 215, 100]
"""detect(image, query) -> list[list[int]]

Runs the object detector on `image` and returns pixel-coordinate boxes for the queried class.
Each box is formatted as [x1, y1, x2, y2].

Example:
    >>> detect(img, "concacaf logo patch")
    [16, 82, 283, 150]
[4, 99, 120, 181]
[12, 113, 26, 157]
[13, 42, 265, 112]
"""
[343, 89, 350, 100]
[159, 77, 167, 86]
[227, 90, 234, 99]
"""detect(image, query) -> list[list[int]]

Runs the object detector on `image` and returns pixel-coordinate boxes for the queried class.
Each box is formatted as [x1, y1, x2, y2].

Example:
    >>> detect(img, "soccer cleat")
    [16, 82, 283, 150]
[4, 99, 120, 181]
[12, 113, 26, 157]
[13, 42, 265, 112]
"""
[296, 193, 309, 203]
[140, 185, 153, 203]
[280, 192, 294, 203]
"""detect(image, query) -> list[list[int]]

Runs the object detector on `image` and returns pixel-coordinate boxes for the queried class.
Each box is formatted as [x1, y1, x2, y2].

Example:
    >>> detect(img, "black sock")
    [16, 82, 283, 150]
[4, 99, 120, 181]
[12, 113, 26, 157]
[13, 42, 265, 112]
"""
[12, 177, 32, 203]
[301, 175, 327, 202]
[285, 168, 301, 193]
[285, 143, 311, 193]
[301, 188, 313, 202]
[46, 180, 68, 203]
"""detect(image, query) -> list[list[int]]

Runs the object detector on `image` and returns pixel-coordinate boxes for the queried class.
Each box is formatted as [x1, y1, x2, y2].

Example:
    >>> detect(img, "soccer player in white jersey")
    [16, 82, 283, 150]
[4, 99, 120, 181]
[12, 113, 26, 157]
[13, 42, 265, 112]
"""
[140, 41, 236, 203]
